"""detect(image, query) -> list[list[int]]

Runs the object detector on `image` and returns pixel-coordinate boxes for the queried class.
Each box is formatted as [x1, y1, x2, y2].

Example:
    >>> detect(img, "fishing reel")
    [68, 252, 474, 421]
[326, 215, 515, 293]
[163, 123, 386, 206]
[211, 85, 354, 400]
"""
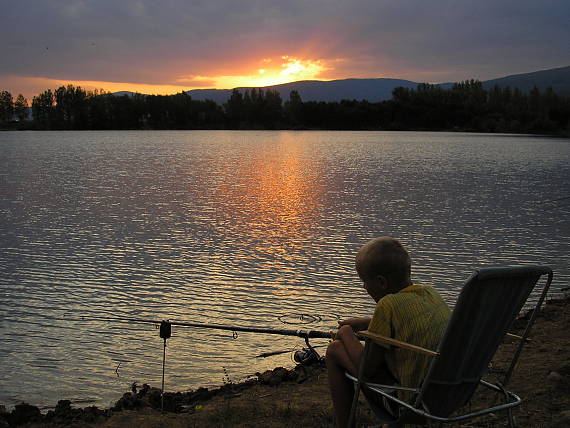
[293, 337, 324, 365]
[293, 347, 321, 365]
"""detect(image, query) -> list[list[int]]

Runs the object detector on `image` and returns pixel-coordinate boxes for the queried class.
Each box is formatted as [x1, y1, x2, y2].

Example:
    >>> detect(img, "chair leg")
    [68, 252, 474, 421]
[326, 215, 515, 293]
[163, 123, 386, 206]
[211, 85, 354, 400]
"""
[347, 381, 361, 428]
[497, 383, 516, 428]
[348, 340, 373, 427]
[507, 407, 516, 428]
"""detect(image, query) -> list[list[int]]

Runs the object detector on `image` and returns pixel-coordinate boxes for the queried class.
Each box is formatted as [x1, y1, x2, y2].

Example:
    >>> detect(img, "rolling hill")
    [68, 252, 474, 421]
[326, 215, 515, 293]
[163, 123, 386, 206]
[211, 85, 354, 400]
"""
[481, 65, 570, 94]
[186, 78, 418, 104]
[112, 65, 570, 103]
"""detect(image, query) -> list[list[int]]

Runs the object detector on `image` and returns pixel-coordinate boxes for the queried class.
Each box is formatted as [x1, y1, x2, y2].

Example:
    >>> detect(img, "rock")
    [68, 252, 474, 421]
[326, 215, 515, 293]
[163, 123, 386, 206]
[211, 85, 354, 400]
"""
[43, 399, 79, 424]
[547, 371, 570, 391]
[161, 392, 184, 413]
[113, 392, 147, 411]
[257, 369, 274, 385]
[9, 403, 42, 426]
[147, 388, 162, 409]
[136, 383, 151, 398]
[54, 399, 72, 413]
[258, 367, 292, 386]
[0, 406, 7, 428]
[190, 387, 212, 402]
[82, 406, 106, 423]
[548, 371, 563, 383]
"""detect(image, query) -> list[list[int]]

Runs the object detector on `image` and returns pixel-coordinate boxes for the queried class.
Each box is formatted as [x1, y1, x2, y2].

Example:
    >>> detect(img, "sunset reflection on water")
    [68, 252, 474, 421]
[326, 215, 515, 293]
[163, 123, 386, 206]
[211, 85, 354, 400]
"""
[210, 133, 325, 297]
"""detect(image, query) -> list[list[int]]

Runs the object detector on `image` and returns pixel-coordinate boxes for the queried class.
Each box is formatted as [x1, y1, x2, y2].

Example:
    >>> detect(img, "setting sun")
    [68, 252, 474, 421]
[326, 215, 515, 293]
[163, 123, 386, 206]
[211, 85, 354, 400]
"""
[188, 56, 330, 89]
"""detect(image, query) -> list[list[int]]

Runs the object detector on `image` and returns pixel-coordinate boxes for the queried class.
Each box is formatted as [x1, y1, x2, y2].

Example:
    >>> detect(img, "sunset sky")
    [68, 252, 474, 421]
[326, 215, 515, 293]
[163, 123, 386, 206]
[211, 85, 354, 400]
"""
[2, 0, 569, 100]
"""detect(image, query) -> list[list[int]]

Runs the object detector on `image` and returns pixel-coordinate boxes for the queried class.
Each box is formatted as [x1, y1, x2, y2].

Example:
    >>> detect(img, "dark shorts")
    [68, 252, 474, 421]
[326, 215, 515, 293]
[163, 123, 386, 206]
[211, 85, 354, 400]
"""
[363, 385, 398, 419]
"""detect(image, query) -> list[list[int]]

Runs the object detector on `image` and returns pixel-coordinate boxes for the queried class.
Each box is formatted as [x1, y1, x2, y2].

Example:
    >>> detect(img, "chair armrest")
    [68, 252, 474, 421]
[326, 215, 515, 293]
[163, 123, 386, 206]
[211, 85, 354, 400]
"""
[359, 330, 439, 357]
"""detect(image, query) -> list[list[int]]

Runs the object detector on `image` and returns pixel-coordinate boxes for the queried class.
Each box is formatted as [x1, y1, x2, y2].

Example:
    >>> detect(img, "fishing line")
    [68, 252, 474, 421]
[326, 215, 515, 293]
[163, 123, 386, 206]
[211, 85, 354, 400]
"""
[277, 312, 342, 325]
[278, 314, 322, 325]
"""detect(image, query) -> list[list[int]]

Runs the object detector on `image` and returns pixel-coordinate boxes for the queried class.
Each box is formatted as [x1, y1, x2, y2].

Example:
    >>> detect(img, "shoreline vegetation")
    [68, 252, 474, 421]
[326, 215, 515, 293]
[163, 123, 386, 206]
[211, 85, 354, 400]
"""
[2, 295, 568, 427]
[1, 81, 570, 136]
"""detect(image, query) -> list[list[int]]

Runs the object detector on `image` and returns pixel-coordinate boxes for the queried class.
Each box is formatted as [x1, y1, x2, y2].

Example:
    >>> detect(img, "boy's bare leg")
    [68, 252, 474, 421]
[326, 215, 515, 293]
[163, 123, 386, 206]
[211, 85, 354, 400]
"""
[326, 325, 364, 427]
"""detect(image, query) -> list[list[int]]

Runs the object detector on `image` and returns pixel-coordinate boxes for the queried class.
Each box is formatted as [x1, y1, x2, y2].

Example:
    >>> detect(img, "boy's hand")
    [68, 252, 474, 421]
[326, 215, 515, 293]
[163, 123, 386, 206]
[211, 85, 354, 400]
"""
[338, 317, 371, 332]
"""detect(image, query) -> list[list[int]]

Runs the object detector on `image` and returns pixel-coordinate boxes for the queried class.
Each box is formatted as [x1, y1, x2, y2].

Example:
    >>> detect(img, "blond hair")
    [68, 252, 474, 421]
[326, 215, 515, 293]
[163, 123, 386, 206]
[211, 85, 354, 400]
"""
[356, 237, 411, 286]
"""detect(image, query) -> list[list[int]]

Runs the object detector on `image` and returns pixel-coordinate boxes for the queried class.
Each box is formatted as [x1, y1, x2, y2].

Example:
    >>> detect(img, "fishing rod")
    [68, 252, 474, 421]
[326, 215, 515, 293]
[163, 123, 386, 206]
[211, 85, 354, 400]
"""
[68, 315, 334, 339]
[61, 313, 530, 344]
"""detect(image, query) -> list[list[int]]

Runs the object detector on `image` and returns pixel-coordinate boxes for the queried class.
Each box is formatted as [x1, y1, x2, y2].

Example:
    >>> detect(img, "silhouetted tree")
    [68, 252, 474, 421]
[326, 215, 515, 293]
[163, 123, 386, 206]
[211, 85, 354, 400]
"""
[32, 89, 55, 128]
[0, 90, 13, 123]
[14, 94, 29, 122]
[53, 85, 89, 129]
[261, 89, 283, 128]
[224, 89, 245, 128]
[284, 90, 303, 125]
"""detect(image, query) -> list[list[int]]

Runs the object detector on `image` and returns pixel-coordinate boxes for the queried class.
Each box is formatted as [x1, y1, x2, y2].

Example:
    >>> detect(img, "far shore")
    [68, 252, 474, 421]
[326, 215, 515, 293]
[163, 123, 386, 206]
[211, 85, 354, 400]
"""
[2, 126, 570, 138]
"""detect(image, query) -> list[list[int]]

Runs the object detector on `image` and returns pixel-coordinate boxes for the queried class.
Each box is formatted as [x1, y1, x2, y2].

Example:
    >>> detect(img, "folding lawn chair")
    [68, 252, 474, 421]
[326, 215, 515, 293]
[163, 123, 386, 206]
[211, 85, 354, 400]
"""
[347, 265, 553, 427]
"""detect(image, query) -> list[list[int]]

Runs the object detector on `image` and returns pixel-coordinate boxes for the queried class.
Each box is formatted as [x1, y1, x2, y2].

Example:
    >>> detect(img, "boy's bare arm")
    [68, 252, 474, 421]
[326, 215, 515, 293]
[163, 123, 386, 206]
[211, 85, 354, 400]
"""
[333, 325, 390, 381]
[338, 317, 371, 331]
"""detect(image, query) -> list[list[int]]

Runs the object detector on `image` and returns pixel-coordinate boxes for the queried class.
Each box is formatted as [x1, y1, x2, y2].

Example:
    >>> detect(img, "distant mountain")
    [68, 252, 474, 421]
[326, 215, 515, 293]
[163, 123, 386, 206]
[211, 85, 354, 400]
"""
[186, 78, 419, 104]
[182, 89, 233, 105]
[111, 65, 570, 103]
[482, 65, 570, 94]
[111, 91, 139, 97]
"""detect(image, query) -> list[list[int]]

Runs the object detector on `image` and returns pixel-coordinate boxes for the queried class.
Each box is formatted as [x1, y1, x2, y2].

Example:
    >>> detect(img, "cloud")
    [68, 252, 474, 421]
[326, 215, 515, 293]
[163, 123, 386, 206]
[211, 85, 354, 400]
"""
[1, 0, 569, 98]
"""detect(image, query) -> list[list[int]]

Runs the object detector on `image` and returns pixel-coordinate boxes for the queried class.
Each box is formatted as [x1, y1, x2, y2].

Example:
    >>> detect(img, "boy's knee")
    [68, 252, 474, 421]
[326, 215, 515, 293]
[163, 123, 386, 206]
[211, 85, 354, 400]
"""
[326, 339, 343, 362]
[337, 324, 356, 341]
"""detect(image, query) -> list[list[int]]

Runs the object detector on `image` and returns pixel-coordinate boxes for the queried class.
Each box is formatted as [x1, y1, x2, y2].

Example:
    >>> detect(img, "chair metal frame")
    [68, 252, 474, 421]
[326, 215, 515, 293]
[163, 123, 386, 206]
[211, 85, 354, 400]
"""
[347, 265, 553, 427]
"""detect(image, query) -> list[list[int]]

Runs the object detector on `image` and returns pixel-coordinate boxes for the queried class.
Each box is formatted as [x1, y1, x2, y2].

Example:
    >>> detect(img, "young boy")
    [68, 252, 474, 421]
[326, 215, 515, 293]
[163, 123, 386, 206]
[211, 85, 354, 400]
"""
[326, 237, 451, 427]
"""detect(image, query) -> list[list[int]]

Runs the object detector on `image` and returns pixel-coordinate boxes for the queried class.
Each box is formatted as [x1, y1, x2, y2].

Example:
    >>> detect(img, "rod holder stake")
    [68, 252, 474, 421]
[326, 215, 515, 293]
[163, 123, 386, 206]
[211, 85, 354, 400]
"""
[159, 320, 171, 413]
[160, 320, 172, 339]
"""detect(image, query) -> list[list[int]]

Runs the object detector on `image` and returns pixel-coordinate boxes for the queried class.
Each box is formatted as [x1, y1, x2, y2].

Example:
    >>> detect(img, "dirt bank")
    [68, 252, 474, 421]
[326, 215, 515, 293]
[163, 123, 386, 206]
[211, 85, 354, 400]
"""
[3, 297, 569, 427]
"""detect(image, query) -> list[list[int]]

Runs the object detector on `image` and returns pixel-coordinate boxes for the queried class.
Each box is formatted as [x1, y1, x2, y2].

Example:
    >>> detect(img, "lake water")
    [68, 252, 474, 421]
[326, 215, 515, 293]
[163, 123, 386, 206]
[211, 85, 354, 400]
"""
[1, 130, 569, 409]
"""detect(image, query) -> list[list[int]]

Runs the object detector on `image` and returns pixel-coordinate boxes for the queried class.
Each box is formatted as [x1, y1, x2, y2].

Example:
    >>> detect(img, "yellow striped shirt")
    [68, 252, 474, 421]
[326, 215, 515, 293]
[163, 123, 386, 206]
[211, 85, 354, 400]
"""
[367, 284, 451, 400]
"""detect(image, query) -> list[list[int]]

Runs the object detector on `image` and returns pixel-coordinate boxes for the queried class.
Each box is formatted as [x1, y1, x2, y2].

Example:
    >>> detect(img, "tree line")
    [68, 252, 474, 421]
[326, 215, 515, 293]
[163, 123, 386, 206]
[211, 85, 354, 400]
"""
[1, 80, 569, 135]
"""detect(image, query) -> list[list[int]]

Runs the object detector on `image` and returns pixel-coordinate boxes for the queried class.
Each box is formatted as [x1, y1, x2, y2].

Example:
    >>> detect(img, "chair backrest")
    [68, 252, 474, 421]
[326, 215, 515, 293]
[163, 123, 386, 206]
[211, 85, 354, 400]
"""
[418, 266, 551, 417]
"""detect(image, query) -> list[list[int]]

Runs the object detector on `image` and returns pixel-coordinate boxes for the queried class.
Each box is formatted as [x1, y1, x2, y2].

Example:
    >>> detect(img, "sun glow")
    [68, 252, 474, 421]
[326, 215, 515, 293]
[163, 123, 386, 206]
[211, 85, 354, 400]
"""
[6, 75, 195, 100]
[186, 56, 330, 89]
[7, 56, 332, 100]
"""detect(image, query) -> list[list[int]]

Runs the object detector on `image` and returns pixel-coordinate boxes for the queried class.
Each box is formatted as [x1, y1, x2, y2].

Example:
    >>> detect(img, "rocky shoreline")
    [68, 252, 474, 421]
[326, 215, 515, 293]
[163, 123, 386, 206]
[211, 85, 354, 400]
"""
[0, 363, 325, 427]
[2, 296, 569, 427]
